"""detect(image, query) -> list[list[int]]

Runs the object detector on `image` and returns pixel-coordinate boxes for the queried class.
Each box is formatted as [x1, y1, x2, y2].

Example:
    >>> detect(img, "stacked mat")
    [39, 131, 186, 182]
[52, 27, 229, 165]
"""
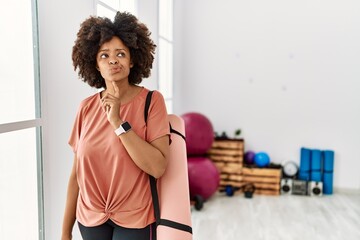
[299, 147, 334, 194]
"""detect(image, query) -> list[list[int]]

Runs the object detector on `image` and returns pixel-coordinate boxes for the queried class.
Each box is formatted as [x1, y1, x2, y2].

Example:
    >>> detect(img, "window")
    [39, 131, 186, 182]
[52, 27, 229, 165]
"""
[96, 0, 137, 18]
[158, 0, 174, 113]
[0, 0, 44, 240]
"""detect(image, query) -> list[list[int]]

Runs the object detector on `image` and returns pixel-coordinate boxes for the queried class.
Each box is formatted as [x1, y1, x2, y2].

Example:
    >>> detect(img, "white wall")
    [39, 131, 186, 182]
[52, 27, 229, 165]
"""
[38, 0, 94, 239]
[173, 0, 360, 190]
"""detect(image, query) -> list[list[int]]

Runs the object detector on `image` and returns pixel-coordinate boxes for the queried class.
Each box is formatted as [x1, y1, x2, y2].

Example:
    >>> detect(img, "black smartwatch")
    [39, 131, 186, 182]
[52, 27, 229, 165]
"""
[114, 121, 132, 136]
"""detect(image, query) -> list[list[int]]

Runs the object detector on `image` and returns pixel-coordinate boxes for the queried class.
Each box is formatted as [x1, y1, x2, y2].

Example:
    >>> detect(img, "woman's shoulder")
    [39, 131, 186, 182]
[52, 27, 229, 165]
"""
[77, 92, 99, 110]
[134, 87, 163, 101]
[151, 90, 166, 104]
[143, 88, 165, 100]
[123, 87, 165, 108]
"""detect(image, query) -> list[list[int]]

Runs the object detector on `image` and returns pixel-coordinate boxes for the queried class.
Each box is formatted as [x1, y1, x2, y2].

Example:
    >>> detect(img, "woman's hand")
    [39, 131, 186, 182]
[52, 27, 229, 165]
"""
[101, 81, 122, 129]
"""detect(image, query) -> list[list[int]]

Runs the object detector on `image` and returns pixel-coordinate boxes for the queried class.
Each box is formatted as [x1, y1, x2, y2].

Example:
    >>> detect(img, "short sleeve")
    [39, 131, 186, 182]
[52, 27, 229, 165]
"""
[146, 90, 170, 142]
[68, 103, 86, 153]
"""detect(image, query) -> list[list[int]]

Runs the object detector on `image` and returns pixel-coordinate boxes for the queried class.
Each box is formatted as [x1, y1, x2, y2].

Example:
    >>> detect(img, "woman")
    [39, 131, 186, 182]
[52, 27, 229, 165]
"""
[61, 12, 170, 240]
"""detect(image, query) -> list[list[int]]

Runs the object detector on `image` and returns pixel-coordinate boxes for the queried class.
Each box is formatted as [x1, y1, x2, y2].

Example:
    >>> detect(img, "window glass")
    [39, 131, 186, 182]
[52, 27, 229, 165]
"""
[100, 0, 120, 9]
[97, 4, 117, 18]
[97, 0, 137, 17]
[0, 1, 36, 124]
[159, 0, 173, 41]
[0, 1, 43, 239]
[158, 0, 173, 113]
[0, 128, 39, 239]
[159, 38, 173, 108]
[120, 0, 136, 14]
[165, 99, 173, 114]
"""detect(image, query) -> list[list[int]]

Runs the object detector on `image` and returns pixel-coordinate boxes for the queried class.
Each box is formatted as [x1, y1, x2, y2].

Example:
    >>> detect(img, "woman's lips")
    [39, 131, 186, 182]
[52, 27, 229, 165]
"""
[110, 67, 121, 74]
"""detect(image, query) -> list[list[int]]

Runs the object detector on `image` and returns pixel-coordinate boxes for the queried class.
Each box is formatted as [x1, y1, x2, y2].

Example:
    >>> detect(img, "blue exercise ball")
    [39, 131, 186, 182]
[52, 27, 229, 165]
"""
[254, 152, 270, 168]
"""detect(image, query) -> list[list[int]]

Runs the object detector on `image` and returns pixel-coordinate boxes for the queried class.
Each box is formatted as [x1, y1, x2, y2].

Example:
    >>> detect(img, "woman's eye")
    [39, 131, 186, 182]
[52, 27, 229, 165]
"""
[117, 52, 125, 58]
[100, 53, 108, 59]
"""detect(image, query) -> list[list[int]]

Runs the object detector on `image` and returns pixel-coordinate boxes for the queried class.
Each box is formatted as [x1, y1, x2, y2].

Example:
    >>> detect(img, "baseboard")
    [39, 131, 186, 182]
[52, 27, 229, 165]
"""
[333, 187, 360, 194]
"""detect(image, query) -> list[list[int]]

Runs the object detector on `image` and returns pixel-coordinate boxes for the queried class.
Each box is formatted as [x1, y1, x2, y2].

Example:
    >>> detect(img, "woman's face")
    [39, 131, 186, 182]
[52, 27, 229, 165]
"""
[96, 36, 133, 83]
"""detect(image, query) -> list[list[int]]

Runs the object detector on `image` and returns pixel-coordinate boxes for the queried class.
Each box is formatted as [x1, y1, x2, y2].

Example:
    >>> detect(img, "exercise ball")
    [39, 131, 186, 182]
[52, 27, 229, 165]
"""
[254, 152, 270, 168]
[187, 157, 220, 200]
[181, 112, 214, 155]
[244, 151, 256, 165]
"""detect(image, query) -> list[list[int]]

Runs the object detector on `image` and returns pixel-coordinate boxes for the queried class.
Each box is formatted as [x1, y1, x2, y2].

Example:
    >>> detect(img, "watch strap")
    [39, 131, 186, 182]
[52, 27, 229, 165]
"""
[114, 121, 131, 136]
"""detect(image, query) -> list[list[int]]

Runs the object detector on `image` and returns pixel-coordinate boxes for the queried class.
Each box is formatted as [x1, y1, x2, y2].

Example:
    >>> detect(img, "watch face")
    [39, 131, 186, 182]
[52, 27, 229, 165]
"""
[122, 122, 131, 131]
[283, 162, 298, 177]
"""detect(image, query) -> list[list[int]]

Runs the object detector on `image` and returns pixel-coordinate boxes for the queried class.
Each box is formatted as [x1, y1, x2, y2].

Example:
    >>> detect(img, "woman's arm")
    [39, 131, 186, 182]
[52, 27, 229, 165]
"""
[119, 132, 169, 179]
[61, 155, 79, 240]
[102, 84, 169, 178]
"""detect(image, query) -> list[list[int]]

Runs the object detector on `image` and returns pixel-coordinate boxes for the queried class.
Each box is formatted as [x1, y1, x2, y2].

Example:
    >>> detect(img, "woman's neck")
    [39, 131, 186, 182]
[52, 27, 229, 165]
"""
[102, 82, 140, 104]
[105, 81, 130, 96]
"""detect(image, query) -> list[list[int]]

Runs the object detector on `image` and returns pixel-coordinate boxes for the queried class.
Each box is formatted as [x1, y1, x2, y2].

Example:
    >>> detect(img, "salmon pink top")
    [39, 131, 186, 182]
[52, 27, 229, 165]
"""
[68, 88, 169, 228]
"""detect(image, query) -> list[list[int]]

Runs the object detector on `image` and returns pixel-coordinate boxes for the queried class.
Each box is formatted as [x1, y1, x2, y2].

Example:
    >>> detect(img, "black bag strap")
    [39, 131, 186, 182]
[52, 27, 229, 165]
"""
[144, 91, 161, 226]
[144, 90, 154, 123]
[158, 219, 193, 234]
[170, 124, 186, 141]
[149, 175, 161, 225]
[145, 90, 185, 140]
[144, 90, 192, 236]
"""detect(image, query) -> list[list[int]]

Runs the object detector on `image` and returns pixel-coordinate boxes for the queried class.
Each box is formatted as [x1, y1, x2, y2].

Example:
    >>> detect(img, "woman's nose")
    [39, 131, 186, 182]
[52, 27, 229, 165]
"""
[109, 59, 118, 65]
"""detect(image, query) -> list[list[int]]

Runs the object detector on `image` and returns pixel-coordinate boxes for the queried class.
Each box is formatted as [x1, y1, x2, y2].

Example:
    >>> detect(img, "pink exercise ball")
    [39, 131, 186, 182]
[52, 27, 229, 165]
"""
[181, 112, 214, 155]
[187, 157, 220, 200]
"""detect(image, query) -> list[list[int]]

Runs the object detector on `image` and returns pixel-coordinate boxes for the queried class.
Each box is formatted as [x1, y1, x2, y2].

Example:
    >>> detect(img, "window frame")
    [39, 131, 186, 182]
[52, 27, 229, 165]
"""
[0, 0, 44, 239]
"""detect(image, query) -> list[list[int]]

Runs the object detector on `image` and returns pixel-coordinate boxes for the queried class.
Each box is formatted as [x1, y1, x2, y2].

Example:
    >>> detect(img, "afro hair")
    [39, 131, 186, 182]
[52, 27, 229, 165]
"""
[72, 11, 156, 88]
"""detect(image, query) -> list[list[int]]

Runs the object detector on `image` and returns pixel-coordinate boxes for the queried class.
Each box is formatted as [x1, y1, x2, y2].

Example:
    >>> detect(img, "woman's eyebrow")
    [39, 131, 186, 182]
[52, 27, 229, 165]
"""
[99, 48, 126, 52]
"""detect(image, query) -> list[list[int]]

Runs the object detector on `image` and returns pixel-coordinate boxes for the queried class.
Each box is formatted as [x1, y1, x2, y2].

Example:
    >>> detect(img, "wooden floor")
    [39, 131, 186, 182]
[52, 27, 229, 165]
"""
[191, 190, 360, 240]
